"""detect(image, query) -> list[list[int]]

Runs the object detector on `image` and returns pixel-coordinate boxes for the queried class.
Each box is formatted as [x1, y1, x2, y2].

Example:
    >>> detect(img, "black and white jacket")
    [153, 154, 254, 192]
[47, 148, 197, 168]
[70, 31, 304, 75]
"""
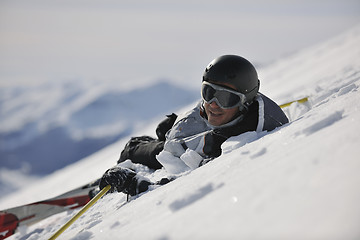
[156, 93, 289, 174]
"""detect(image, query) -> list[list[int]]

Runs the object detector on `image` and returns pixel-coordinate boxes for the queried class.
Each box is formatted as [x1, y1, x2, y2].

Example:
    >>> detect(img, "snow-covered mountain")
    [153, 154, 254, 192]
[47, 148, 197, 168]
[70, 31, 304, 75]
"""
[1, 25, 360, 239]
[0, 80, 198, 194]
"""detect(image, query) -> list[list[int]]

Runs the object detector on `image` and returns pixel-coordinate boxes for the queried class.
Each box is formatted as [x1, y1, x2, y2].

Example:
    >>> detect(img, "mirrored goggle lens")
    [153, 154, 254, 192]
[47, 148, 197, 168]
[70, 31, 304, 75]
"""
[202, 84, 242, 108]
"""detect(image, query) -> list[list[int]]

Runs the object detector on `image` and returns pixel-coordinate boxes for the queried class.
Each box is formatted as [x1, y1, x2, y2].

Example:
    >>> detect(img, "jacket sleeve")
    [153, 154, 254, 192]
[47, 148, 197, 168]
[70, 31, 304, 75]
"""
[256, 93, 289, 132]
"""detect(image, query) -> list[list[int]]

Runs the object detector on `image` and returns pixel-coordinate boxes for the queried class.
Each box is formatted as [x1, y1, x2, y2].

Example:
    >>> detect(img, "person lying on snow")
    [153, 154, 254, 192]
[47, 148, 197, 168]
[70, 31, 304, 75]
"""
[99, 55, 289, 196]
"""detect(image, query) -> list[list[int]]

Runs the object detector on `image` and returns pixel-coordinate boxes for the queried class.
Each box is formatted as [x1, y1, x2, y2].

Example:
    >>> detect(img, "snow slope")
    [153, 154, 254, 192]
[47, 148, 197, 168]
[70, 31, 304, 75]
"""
[1, 25, 360, 239]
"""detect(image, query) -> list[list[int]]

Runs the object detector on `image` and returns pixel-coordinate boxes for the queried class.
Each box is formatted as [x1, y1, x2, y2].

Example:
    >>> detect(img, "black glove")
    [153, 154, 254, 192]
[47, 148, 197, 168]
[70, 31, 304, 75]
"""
[202, 105, 259, 158]
[99, 166, 152, 196]
[156, 113, 177, 141]
[202, 118, 254, 159]
[202, 131, 228, 158]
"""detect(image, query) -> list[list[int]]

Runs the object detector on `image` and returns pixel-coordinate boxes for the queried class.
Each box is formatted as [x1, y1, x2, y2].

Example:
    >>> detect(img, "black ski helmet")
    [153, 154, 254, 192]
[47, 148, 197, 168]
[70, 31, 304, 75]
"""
[203, 55, 260, 104]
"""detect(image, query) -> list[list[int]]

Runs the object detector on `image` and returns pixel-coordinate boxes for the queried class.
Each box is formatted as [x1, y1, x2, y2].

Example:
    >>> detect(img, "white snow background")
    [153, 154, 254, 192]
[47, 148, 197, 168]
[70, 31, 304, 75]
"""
[0, 23, 359, 239]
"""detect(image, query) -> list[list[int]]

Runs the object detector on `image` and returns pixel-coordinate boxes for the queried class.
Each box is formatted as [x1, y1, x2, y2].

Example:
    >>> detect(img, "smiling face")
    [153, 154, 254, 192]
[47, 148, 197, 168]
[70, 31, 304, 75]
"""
[203, 82, 240, 126]
[204, 101, 239, 126]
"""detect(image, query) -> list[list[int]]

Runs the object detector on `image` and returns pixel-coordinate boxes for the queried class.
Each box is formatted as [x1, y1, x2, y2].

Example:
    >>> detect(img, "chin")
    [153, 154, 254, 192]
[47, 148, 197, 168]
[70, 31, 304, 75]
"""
[208, 118, 224, 126]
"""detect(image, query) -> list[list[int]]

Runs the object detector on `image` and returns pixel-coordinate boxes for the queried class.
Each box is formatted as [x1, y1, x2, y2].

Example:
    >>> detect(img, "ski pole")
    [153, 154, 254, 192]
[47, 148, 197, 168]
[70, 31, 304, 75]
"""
[279, 97, 309, 108]
[48, 185, 111, 240]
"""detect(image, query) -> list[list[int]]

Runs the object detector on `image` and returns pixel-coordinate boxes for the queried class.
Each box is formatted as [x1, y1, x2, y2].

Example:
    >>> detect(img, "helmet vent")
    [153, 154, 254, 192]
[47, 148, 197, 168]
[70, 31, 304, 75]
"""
[205, 64, 213, 72]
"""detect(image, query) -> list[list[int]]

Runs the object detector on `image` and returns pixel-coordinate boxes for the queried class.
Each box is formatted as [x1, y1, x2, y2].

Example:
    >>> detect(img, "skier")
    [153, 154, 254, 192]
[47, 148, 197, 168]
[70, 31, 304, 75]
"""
[99, 55, 289, 196]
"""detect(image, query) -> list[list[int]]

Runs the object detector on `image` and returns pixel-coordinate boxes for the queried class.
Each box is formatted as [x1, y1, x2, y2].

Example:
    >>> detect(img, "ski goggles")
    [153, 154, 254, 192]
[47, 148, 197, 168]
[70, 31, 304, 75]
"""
[201, 82, 246, 109]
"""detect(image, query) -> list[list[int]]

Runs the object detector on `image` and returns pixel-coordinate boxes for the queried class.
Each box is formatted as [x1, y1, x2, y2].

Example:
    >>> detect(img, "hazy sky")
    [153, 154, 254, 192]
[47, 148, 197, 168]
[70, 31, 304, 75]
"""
[1, 0, 359, 87]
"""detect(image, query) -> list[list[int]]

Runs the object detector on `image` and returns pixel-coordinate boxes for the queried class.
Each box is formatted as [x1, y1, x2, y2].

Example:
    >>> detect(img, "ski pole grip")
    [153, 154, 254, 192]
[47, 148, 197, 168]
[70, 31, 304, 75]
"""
[48, 185, 111, 240]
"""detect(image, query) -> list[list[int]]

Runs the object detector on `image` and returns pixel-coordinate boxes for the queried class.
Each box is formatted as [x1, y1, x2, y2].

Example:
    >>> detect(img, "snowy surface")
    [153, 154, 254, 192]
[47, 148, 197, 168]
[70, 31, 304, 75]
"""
[1, 25, 360, 239]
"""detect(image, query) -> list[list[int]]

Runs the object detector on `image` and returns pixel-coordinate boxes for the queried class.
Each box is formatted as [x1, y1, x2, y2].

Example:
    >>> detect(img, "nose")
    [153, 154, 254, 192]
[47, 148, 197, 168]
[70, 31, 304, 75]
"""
[209, 101, 220, 108]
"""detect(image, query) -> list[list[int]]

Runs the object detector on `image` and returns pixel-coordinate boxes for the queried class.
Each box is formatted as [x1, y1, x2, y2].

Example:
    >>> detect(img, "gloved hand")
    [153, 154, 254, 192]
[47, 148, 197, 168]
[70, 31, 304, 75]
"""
[202, 114, 256, 158]
[99, 166, 152, 196]
[156, 113, 177, 141]
[202, 130, 228, 158]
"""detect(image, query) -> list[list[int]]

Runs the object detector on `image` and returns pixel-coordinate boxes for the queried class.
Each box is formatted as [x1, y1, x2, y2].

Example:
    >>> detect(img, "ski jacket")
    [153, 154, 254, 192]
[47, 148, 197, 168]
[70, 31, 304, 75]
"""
[156, 93, 289, 174]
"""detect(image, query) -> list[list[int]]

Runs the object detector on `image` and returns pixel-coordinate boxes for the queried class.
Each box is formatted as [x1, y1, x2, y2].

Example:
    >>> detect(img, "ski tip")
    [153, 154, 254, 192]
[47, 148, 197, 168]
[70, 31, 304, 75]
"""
[0, 212, 19, 240]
